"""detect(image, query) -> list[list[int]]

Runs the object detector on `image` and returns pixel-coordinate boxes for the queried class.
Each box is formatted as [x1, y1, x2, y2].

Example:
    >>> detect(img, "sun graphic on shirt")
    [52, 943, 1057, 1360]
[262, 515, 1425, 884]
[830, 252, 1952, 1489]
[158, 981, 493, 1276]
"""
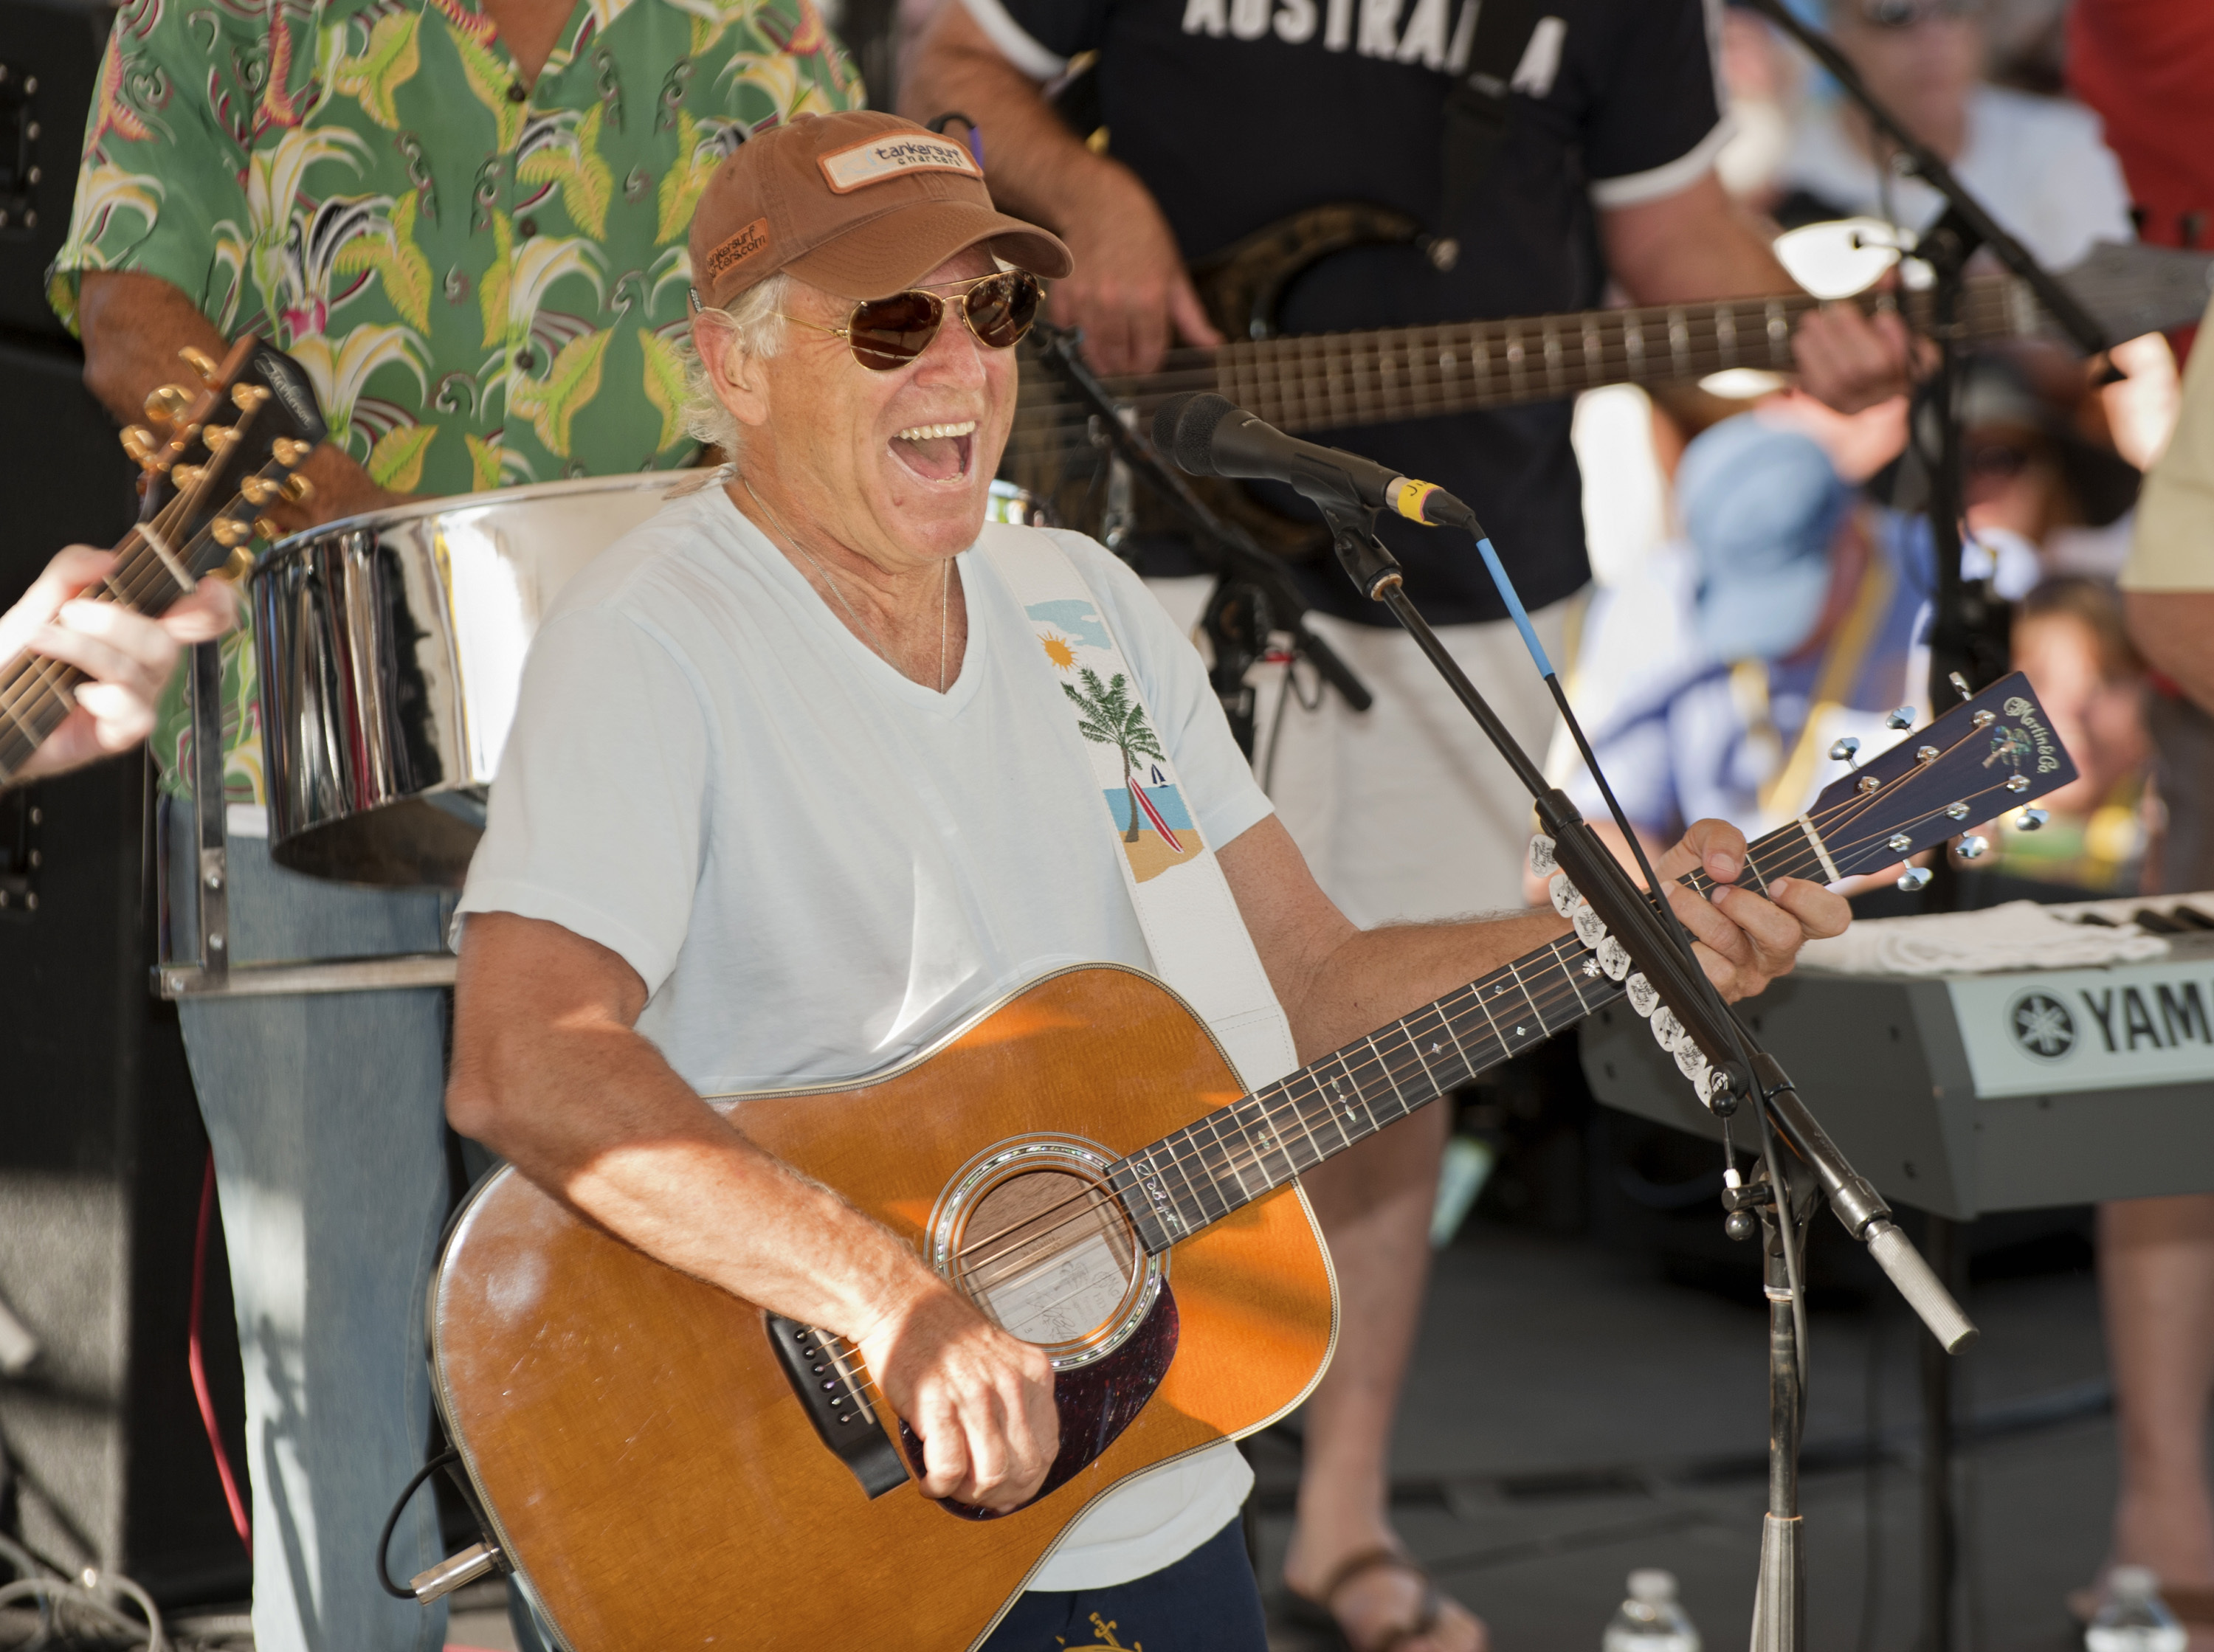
[1040, 633, 1077, 670]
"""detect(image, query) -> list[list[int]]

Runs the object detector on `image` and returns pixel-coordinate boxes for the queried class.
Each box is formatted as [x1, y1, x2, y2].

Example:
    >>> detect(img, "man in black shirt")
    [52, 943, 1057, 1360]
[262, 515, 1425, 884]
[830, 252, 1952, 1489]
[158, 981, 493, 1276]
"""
[906, 8, 1898, 1645]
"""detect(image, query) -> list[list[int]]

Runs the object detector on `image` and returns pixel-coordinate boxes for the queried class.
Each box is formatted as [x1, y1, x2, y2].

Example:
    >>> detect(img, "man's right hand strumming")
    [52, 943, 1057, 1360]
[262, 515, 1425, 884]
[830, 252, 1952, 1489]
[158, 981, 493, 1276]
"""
[857, 1281, 1059, 1510]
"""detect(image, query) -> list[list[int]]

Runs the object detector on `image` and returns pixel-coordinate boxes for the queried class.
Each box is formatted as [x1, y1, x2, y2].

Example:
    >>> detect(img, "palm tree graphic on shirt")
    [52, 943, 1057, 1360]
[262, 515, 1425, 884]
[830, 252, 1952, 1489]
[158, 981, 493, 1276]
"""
[1063, 668, 1168, 844]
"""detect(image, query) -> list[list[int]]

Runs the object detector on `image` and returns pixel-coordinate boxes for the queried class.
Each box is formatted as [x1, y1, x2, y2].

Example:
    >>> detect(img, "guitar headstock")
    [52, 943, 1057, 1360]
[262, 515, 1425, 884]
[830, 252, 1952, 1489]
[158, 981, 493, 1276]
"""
[2057, 241, 2214, 343]
[128, 339, 328, 584]
[1807, 671, 2077, 882]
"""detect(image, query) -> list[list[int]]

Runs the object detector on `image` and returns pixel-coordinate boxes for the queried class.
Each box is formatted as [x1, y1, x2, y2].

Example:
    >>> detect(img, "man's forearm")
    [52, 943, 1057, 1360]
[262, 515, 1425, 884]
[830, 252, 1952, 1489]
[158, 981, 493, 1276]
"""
[898, 3, 1122, 238]
[448, 945, 942, 1347]
[2127, 590, 2214, 714]
[77, 270, 406, 532]
[1601, 173, 1795, 305]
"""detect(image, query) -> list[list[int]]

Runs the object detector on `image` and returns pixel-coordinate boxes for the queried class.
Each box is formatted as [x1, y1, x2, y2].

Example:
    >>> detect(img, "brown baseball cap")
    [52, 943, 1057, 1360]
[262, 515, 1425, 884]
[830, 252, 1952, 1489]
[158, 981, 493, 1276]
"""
[688, 111, 1074, 310]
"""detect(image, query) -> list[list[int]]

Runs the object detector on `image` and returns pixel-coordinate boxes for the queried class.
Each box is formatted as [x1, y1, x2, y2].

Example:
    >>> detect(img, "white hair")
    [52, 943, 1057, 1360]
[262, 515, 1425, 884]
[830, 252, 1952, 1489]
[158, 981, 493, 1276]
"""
[680, 272, 792, 455]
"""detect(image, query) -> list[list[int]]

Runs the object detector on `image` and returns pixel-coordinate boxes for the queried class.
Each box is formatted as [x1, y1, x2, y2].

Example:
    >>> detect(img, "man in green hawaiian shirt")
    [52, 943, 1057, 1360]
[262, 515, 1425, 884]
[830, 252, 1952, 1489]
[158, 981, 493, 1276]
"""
[49, 0, 858, 1644]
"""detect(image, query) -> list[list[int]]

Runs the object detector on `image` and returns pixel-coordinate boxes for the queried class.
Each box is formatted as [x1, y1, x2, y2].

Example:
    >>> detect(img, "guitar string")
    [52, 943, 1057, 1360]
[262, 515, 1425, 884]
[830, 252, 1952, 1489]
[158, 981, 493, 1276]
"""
[953, 749, 2007, 1283]
[954, 746, 2022, 1288]
[1003, 271, 2180, 452]
[0, 494, 204, 758]
[0, 436, 286, 761]
[999, 286, 2023, 448]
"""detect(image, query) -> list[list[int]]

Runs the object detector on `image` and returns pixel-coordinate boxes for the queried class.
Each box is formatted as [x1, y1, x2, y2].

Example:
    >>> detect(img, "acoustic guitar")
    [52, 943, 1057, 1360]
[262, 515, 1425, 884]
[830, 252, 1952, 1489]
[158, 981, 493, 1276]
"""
[1002, 207, 2214, 553]
[0, 336, 326, 787]
[430, 673, 2073, 1650]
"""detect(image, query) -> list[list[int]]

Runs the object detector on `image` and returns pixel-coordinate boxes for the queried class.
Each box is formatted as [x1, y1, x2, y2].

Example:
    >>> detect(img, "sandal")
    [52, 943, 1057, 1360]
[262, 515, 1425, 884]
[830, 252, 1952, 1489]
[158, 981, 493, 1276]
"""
[1288, 1546, 1447, 1652]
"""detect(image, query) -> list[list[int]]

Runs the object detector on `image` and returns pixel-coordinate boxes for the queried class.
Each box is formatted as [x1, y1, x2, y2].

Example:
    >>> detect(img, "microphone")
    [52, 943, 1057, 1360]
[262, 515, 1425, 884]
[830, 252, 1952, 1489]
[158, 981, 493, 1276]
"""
[1153, 393, 1475, 530]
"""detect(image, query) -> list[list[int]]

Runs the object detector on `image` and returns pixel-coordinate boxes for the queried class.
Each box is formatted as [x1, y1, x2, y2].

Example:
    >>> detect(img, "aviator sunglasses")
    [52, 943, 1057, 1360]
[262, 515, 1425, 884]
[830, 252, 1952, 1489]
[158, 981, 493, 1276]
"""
[780, 269, 1046, 370]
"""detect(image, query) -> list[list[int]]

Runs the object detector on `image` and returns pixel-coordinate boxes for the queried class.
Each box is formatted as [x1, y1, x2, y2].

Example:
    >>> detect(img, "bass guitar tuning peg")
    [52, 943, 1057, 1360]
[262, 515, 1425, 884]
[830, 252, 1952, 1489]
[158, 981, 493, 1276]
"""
[1885, 706, 1916, 730]
[1897, 865, 1932, 892]
[1829, 736, 1860, 765]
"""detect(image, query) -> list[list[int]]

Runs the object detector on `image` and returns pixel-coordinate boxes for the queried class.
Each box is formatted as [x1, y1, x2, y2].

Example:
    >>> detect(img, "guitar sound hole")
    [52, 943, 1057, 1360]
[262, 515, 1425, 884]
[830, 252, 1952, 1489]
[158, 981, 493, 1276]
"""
[956, 1169, 1138, 1351]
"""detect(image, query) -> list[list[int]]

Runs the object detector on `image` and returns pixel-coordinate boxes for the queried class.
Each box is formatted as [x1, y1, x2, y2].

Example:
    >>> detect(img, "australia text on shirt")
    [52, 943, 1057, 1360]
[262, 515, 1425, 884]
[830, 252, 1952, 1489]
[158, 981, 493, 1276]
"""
[1177, 0, 1568, 90]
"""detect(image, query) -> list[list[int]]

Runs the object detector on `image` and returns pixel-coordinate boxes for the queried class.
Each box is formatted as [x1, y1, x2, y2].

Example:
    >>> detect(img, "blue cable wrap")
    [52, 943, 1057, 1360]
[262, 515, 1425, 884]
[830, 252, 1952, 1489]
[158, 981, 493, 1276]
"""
[1475, 538, 1554, 678]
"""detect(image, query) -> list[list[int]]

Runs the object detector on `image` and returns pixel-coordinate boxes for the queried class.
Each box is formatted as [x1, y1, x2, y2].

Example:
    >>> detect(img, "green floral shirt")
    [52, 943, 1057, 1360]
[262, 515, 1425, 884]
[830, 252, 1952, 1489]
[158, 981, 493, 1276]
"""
[49, 0, 861, 801]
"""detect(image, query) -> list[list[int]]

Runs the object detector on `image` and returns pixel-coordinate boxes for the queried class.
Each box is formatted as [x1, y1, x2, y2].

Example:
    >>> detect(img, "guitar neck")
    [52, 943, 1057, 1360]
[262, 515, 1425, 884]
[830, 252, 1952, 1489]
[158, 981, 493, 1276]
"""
[1108, 817, 1837, 1251]
[1015, 275, 2037, 446]
[0, 514, 198, 786]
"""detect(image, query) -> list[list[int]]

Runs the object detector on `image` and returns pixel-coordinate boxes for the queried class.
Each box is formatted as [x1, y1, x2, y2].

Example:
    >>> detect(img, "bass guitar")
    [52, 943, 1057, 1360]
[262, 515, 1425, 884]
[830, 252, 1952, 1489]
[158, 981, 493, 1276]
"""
[429, 673, 2075, 1649]
[1003, 207, 2214, 555]
[0, 336, 326, 787]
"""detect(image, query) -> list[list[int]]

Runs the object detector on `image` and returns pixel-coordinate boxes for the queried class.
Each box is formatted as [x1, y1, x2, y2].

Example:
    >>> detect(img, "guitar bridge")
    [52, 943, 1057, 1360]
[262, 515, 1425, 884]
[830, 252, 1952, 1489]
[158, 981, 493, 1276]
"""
[764, 1315, 910, 1499]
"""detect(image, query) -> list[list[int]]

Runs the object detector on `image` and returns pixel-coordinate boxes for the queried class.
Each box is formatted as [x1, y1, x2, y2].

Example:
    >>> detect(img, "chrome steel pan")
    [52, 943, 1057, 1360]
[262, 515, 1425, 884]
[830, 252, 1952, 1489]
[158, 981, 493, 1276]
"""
[251, 474, 678, 888]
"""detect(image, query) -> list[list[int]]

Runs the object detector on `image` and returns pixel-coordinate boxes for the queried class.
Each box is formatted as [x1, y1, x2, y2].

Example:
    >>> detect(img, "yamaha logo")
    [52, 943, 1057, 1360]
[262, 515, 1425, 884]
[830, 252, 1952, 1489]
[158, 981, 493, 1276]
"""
[2008, 991, 2076, 1061]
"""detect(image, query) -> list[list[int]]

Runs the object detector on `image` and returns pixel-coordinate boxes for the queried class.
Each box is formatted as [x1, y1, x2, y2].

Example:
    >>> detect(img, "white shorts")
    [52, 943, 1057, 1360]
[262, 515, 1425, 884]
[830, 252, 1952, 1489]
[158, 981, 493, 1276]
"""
[1146, 577, 1572, 927]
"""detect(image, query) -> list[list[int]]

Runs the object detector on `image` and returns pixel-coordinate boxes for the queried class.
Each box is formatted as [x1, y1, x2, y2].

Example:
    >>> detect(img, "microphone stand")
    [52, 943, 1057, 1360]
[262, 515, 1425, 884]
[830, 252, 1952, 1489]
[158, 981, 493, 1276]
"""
[1316, 500, 1976, 1652]
[1731, 15, 2117, 1639]
[1024, 322, 1373, 749]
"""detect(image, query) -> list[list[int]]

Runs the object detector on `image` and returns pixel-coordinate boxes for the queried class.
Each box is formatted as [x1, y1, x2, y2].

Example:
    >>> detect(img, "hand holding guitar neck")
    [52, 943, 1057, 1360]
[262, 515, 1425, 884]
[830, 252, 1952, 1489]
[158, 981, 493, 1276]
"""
[0, 545, 235, 782]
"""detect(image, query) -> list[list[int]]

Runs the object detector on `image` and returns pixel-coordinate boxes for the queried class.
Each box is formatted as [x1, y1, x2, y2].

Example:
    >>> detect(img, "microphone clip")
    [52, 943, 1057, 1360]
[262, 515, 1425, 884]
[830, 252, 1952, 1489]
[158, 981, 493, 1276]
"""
[1320, 502, 1405, 603]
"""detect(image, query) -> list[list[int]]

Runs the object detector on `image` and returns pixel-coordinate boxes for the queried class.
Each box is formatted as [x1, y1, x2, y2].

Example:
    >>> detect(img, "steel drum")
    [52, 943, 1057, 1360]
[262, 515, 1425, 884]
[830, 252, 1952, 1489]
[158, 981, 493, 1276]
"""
[253, 475, 1044, 887]
[252, 474, 678, 886]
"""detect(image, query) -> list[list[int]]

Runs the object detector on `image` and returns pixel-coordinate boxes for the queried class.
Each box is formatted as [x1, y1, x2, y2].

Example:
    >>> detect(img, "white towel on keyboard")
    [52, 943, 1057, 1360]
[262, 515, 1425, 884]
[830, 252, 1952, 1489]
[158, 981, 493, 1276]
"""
[1799, 899, 2172, 976]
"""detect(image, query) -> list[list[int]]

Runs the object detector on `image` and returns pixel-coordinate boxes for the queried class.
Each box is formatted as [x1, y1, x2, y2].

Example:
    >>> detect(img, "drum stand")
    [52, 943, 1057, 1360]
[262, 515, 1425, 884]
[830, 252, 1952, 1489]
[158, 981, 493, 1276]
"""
[152, 639, 457, 1003]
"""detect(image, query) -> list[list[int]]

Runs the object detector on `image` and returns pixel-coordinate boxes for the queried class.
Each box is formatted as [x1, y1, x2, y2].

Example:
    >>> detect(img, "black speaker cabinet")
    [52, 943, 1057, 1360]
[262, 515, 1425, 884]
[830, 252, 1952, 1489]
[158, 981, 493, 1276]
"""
[0, 4, 255, 1593]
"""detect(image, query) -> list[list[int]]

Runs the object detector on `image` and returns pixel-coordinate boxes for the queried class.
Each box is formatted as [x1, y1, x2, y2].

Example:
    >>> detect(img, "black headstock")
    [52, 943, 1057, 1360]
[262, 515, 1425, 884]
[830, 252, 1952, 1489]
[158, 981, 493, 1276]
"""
[1807, 671, 2077, 880]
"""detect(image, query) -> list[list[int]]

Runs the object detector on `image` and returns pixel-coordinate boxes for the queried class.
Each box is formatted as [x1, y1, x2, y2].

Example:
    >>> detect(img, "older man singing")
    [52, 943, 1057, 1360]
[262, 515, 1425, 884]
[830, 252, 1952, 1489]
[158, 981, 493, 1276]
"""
[444, 109, 1846, 1648]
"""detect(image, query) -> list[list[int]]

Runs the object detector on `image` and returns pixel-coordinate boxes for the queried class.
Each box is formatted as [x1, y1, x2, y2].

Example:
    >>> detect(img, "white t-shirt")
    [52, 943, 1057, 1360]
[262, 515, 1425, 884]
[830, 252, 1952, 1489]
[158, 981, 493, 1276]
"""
[458, 485, 1273, 1589]
[1781, 83, 2134, 272]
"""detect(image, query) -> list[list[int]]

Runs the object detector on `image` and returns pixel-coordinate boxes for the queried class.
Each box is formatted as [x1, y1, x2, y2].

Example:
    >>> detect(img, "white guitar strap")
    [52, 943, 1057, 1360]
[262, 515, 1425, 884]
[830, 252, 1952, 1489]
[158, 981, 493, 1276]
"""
[975, 524, 1300, 1093]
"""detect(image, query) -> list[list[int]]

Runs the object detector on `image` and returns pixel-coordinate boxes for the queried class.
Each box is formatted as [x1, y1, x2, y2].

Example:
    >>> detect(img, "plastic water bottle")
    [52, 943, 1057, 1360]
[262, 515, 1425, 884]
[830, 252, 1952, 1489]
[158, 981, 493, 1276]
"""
[1602, 1569, 1700, 1652]
[2086, 1567, 2187, 1652]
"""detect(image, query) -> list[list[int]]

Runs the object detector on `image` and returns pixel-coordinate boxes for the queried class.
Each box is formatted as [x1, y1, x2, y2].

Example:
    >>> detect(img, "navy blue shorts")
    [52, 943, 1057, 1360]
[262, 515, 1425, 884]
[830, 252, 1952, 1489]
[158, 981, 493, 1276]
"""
[979, 1518, 1268, 1652]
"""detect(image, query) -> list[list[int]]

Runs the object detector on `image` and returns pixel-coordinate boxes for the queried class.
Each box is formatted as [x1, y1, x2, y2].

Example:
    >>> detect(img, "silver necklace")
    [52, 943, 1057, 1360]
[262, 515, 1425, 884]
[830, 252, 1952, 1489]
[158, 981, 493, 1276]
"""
[742, 476, 952, 692]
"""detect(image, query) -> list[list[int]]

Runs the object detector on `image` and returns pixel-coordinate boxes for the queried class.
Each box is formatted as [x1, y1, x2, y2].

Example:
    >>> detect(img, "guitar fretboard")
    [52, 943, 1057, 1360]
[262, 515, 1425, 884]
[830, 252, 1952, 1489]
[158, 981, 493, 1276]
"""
[1010, 275, 2037, 457]
[0, 514, 199, 786]
[1105, 819, 1841, 1252]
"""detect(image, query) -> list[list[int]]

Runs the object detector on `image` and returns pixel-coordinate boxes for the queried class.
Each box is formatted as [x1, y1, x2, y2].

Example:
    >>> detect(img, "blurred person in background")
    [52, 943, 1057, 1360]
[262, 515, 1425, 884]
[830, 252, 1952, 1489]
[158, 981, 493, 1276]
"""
[1993, 577, 2149, 891]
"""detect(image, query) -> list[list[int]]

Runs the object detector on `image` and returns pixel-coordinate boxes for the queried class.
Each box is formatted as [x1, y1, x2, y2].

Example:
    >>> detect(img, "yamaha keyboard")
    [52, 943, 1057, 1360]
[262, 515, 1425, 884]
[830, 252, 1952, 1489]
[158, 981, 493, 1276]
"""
[1583, 894, 2214, 1219]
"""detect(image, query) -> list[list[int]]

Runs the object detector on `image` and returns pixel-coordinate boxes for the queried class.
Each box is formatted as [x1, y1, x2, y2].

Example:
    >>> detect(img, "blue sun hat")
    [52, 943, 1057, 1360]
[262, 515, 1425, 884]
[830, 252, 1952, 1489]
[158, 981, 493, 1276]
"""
[1678, 413, 1854, 664]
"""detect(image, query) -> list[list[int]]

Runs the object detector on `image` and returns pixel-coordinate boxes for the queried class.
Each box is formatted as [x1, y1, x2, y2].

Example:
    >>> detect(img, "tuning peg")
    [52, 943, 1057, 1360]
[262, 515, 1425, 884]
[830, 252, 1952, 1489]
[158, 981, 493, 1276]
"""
[1956, 834, 1988, 860]
[253, 516, 283, 542]
[1945, 801, 1970, 820]
[230, 383, 271, 412]
[178, 345, 221, 384]
[144, 383, 195, 425]
[2005, 774, 2031, 793]
[1948, 671, 1973, 702]
[272, 437, 315, 469]
[120, 426, 162, 465]
[169, 463, 206, 490]
[1897, 866, 1932, 892]
[280, 473, 314, 505]
[199, 424, 238, 452]
[1830, 736, 1860, 765]
[1888, 832, 1912, 852]
[209, 517, 254, 548]
[1885, 706, 1917, 731]
[240, 475, 281, 506]
[2015, 807, 2049, 832]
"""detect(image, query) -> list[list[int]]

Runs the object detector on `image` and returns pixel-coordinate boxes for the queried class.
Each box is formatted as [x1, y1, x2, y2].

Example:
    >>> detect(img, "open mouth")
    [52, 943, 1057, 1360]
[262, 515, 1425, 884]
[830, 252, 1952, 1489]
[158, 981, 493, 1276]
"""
[890, 419, 978, 484]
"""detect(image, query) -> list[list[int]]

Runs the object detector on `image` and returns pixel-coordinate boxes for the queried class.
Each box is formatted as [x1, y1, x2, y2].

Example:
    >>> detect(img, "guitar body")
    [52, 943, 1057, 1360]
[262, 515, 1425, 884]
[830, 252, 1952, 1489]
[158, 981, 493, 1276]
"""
[430, 966, 1337, 1651]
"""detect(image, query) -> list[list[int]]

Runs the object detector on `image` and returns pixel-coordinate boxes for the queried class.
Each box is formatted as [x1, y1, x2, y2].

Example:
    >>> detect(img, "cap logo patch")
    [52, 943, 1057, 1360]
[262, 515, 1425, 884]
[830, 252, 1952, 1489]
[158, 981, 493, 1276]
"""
[703, 216, 774, 284]
[818, 132, 982, 194]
